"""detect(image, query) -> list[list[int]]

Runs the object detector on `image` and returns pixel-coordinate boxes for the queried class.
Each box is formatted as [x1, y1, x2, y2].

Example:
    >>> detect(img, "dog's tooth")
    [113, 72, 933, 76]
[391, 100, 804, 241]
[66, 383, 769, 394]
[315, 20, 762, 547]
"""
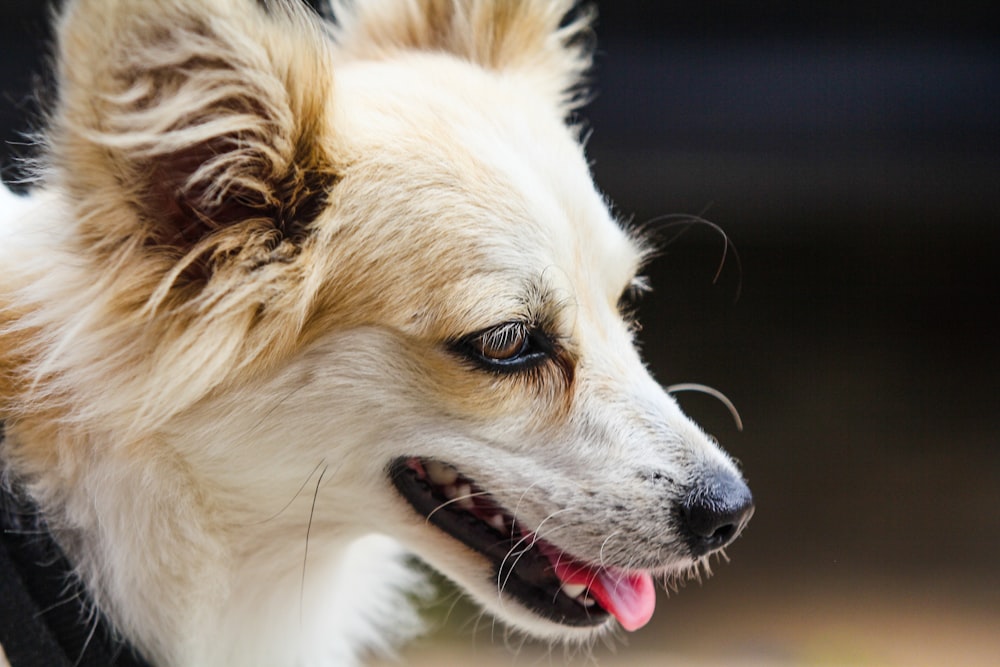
[561, 583, 587, 599]
[580, 596, 596, 607]
[426, 461, 458, 486]
[454, 484, 473, 509]
[488, 514, 506, 532]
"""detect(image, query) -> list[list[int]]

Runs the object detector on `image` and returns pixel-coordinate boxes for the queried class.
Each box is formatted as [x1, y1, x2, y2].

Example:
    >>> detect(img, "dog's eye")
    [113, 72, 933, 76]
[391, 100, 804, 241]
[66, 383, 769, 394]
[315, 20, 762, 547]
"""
[458, 322, 550, 372]
[476, 323, 528, 361]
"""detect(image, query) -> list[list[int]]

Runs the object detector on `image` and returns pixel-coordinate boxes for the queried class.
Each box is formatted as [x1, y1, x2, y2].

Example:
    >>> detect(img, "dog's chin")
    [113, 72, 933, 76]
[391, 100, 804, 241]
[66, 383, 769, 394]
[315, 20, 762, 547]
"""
[389, 457, 677, 636]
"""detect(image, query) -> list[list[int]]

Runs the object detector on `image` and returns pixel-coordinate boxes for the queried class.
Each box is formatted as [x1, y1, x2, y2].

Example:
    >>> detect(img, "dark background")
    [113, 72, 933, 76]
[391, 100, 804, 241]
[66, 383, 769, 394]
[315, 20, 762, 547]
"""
[2, 2, 997, 665]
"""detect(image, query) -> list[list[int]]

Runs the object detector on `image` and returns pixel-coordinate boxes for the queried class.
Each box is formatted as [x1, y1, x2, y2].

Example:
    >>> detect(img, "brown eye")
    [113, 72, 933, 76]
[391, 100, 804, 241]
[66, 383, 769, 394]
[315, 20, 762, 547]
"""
[473, 323, 528, 361]
[456, 321, 551, 373]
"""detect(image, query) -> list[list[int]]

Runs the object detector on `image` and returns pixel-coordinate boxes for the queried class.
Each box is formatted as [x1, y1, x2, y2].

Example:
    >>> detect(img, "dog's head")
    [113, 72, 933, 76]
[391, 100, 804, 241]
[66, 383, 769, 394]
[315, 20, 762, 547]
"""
[17, 0, 752, 642]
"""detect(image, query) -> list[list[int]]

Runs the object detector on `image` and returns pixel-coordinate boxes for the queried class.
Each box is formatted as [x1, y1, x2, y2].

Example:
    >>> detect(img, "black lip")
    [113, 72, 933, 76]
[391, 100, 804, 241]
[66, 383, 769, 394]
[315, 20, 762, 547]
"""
[388, 457, 609, 628]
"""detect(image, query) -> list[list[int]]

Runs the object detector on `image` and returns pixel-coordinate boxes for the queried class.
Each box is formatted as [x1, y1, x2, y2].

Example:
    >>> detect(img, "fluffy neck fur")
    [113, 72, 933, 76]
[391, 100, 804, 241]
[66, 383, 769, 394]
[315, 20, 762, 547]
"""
[0, 246, 425, 663]
[0, 204, 424, 663]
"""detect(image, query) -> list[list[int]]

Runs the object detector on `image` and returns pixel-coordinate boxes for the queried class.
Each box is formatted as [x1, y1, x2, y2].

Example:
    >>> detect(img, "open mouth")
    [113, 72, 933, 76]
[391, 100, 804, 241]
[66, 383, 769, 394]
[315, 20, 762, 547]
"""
[389, 457, 656, 631]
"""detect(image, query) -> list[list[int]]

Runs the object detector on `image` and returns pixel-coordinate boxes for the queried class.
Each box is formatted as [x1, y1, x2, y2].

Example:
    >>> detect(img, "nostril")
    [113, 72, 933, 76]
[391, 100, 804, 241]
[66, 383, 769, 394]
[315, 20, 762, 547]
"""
[679, 472, 754, 557]
[682, 503, 744, 541]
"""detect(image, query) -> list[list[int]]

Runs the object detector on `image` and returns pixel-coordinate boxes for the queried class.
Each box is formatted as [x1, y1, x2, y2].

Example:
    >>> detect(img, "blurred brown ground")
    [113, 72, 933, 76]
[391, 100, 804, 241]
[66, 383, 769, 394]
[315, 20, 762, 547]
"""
[375, 570, 998, 666]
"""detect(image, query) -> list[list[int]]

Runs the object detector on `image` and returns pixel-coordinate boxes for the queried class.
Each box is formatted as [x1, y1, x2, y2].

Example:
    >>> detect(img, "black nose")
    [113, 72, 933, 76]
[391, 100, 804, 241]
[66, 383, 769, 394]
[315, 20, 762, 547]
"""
[679, 470, 754, 557]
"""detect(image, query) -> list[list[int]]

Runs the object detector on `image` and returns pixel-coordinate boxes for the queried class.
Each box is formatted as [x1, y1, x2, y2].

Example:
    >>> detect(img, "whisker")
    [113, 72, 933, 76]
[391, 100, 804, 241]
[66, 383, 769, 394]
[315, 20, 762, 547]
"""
[245, 459, 327, 526]
[637, 213, 743, 302]
[497, 508, 574, 600]
[424, 490, 494, 523]
[511, 481, 540, 533]
[597, 530, 620, 570]
[666, 382, 744, 431]
[300, 463, 328, 625]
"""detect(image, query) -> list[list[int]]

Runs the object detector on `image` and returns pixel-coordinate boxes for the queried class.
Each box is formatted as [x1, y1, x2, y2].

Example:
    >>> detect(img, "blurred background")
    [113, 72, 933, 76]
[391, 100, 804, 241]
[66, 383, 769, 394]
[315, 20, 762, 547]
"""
[2, 1, 997, 665]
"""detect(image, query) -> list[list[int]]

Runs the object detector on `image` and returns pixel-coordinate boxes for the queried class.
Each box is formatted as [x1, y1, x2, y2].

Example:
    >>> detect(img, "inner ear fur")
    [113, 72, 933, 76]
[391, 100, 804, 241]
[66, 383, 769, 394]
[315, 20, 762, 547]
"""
[48, 0, 338, 271]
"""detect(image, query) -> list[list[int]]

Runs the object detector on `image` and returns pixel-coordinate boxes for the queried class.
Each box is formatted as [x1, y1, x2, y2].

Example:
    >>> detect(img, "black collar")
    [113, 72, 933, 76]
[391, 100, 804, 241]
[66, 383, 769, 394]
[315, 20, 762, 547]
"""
[0, 424, 152, 667]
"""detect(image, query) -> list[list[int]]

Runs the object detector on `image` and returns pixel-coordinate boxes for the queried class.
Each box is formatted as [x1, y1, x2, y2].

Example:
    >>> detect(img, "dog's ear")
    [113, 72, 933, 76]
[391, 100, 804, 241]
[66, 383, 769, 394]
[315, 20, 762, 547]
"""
[331, 0, 595, 113]
[48, 0, 337, 280]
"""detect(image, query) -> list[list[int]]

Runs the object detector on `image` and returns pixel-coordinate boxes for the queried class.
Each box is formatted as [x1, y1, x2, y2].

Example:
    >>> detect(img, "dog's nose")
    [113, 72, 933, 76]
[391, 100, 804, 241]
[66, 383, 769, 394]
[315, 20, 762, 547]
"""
[679, 470, 754, 557]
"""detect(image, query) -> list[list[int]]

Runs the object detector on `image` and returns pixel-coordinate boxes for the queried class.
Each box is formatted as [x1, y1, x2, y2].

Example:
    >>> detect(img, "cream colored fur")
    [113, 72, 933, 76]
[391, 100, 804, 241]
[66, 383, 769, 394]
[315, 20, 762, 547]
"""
[0, 1, 746, 665]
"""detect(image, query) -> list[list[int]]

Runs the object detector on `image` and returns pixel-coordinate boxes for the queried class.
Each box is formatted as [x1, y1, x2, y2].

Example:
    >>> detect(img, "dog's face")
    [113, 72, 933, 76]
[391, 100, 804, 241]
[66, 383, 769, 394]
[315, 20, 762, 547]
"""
[17, 0, 752, 644]
[310, 60, 753, 636]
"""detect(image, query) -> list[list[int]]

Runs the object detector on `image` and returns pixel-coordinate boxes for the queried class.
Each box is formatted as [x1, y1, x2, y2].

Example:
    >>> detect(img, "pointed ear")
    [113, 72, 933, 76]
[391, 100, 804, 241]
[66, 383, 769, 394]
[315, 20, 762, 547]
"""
[331, 0, 595, 113]
[49, 0, 338, 270]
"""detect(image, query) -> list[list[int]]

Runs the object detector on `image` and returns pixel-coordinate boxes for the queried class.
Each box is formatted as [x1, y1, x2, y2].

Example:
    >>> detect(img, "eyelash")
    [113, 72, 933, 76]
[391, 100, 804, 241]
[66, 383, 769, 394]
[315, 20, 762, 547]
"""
[452, 278, 646, 374]
[455, 321, 553, 374]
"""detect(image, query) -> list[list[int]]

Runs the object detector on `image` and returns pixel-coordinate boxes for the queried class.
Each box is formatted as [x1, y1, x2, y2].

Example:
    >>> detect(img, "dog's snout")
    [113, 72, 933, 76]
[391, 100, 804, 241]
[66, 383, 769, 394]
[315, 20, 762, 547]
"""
[679, 471, 754, 557]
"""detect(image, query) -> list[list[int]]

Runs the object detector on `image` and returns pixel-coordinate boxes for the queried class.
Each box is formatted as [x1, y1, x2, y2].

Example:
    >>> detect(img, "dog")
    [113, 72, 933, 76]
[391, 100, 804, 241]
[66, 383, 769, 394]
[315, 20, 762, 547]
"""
[0, 1, 753, 665]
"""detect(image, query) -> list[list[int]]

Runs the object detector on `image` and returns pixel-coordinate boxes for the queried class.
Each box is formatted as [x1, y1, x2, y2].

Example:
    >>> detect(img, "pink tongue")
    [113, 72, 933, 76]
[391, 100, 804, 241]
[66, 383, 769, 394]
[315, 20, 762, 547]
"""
[553, 560, 656, 632]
